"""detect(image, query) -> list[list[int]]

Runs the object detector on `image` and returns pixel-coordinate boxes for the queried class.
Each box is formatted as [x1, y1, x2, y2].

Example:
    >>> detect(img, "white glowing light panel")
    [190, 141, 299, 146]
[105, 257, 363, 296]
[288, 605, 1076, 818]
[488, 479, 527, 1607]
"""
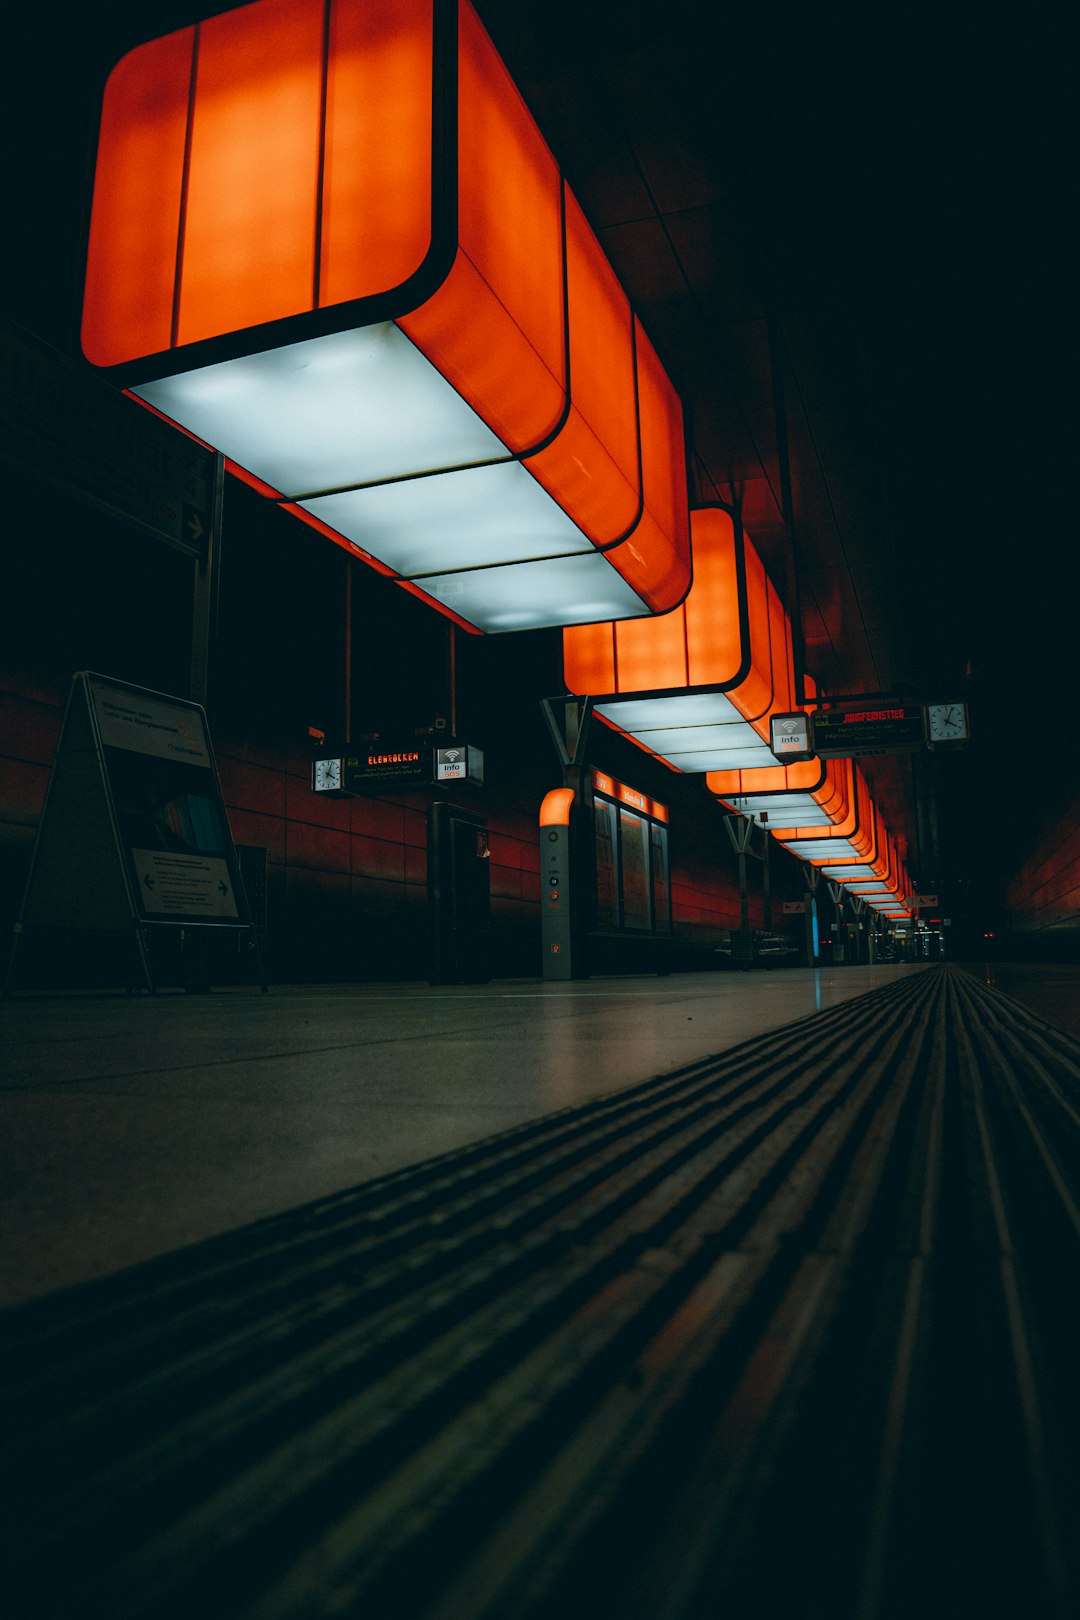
[136, 326, 504, 493]
[810, 863, 880, 881]
[722, 792, 833, 828]
[781, 837, 864, 860]
[595, 693, 782, 773]
[135, 325, 653, 633]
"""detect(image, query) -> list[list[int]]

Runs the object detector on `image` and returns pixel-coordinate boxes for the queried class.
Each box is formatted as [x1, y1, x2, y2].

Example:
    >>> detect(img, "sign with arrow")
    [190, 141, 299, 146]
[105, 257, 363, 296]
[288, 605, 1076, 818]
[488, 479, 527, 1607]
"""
[131, 850, 238, 919]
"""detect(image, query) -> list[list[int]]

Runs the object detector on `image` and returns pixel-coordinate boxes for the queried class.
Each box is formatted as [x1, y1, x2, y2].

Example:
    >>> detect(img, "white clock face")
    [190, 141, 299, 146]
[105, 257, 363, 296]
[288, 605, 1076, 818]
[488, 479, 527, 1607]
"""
[313, 757, 343, 791]
[927, 702, 968, 742]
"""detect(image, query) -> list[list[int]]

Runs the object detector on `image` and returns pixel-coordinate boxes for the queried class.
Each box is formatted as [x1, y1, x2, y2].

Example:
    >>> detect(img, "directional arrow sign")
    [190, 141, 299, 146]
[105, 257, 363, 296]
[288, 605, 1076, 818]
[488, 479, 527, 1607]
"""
[183, 503, 209, 555]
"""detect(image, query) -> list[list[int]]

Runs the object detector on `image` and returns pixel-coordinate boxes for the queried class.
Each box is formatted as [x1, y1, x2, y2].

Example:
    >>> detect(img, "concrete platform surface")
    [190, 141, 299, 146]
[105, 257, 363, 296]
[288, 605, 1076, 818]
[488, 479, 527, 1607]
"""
[1, 964, 935, 1307]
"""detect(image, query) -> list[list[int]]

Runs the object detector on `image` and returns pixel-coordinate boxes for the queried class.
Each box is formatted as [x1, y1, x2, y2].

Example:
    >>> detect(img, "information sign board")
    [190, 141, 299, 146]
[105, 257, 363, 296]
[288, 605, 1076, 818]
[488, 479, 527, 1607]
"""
[8, 672, 265, 991]
[343, 745, 431, 793]
[435, 744, 484, 785]
[313, 741, 485, 795]
[812, 704, 926, 758]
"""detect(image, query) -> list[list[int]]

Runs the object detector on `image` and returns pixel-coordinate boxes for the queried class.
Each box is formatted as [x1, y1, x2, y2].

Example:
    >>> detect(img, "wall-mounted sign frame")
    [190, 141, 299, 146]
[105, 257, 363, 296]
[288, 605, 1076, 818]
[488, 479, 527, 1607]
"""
[812, 703, 926, 758]
[6, 672, 266, 993]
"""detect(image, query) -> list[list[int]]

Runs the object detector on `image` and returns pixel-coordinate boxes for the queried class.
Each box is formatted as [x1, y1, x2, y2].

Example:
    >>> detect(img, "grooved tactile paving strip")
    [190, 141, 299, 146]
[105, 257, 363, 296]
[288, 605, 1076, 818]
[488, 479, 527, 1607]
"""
[3, 966, 1079, 1620]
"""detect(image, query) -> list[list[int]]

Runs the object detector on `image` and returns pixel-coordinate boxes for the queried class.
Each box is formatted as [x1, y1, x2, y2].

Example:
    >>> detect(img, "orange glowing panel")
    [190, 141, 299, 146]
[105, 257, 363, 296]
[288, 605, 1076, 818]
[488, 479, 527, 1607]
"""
[81, 0, 690, 633]
[562, 507, 796, 773]
[82, 29, 193, 363]
[524, 190, 638, 544]
[565, 508, 764, 701]
[539, 788, 576, 828]
[708, 755, 854, 830]
[399, 0, 566, 454]
[708, 757, 827, 796]
[177, 0, 325, 345]
[319, 0, 436, 304]
[592, 772, 669, 822]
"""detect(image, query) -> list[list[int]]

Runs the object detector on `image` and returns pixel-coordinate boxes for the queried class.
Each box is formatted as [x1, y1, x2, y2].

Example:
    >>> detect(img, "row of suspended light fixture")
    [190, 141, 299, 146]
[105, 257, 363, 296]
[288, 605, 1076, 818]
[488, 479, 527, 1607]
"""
[564, 511, 914, 916]
[81, 0, 912, 914]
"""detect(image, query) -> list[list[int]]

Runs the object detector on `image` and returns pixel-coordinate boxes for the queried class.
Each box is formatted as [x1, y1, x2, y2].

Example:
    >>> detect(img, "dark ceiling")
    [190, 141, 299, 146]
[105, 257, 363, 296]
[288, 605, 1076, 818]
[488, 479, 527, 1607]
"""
[2, 0, 1072, 905]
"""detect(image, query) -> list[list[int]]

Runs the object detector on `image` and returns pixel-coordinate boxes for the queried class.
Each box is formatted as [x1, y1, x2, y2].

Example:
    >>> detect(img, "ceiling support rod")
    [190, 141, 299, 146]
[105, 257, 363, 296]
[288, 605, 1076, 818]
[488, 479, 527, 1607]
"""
[768, 317, 807, 708]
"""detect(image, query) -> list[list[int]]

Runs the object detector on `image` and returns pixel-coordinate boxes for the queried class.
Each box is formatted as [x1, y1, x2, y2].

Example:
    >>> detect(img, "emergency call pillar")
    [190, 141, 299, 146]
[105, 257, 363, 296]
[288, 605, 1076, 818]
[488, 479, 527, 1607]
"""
[539, 788, 584, 980]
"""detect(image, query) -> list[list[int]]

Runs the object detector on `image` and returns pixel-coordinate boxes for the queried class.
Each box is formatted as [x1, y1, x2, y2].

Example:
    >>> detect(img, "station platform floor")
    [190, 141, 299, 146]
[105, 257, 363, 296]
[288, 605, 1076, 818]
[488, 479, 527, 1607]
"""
[3, 959, 1080, 1620]
[1, 959, 1075, 1309]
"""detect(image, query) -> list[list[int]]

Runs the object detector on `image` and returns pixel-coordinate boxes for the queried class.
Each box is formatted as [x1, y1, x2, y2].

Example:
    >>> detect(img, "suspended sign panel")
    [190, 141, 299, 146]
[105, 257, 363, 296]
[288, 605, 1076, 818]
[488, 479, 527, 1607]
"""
[812, 704, 926, 757]
[312, 742, 483, 795]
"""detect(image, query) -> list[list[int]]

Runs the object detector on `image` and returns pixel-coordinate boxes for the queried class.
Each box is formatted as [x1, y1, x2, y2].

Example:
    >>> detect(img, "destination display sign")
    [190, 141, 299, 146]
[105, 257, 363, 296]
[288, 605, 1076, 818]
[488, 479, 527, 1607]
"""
[812, 704, 926, 758]
[313, 741, 485, 795]
[343, 746, 430, 793]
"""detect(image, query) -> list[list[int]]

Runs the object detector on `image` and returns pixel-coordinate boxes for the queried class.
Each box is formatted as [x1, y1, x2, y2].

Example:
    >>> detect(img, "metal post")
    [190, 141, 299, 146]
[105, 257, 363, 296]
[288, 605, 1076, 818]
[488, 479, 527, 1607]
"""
[723, 815, 755, 931]
[344, 560, 352, 741]
[190, 452, 225, 716]
[768, 319, 806, 708]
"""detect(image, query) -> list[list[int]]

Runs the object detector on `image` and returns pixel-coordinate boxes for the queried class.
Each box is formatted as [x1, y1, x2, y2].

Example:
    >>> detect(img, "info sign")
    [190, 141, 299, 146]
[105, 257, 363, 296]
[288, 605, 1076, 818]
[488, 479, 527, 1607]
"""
[435, 744, 484, 786]
[769, 712, 814, 763]
[812, 703, 926, 758]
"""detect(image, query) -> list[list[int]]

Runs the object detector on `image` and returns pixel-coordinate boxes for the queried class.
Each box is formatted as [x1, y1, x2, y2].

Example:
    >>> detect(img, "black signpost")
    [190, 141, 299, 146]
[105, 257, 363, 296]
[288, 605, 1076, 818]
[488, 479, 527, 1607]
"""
[812, 703, 927, 758]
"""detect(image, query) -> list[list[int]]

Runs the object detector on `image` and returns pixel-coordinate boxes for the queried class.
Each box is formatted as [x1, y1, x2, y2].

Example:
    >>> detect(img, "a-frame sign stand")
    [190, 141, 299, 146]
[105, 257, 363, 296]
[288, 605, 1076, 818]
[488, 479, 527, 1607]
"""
[5, 672, 267, 994]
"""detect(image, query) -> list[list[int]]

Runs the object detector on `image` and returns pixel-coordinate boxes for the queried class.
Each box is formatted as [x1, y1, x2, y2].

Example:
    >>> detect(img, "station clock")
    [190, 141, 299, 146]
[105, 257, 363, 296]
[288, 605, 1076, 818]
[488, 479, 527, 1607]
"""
[312, 756, 344, 793]
[926, 702, 970, 746]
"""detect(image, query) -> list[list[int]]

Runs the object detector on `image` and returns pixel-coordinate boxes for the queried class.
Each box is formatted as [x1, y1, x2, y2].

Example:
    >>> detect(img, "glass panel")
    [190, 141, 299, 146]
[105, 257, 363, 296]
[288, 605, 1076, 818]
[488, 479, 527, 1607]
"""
[308, 458, 593, 574]
[593, 799, 619, 928]
[415, 551, 647, 634]
[619, 809, 651, 930]
[650, 823, 670, 934]
[136, 325, 504, 497]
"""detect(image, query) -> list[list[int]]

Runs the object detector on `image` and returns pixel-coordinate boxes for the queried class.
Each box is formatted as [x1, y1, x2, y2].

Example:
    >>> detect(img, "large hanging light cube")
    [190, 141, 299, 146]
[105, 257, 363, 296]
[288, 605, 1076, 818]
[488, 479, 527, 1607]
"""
[562, 507, 796, 771]
[769, 765, 880, 863]
[81, 0, 691, 631]
[707, 741, 857, 831]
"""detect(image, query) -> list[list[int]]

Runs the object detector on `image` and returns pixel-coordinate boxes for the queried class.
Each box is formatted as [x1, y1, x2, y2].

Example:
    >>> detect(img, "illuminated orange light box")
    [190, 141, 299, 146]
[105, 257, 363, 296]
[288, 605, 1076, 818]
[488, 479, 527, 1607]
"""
[709, 711, 913, 897]
[769, 763, 879, 863]
[706, 710, 864, 832]
[562, 507, 796, 772]
[82, 0, 690, 632]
